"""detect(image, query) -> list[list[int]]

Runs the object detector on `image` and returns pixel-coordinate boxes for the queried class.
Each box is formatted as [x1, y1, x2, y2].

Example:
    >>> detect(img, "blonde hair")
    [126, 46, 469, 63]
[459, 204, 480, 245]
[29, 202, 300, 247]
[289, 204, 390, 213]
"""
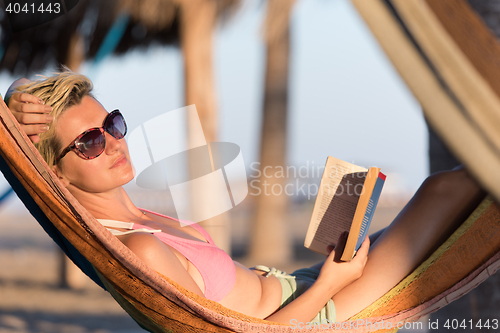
[16, 70, 94, 168]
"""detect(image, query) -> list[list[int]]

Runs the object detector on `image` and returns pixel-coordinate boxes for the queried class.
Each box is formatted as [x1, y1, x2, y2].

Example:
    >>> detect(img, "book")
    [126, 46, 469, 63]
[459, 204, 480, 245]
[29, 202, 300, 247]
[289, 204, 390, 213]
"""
[304, 156, 386, 261]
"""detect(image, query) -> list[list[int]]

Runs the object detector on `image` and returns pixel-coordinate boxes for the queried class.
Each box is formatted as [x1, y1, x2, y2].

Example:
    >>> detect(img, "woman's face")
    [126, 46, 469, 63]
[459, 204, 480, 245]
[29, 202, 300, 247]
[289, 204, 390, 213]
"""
[53, 96, 134, 194]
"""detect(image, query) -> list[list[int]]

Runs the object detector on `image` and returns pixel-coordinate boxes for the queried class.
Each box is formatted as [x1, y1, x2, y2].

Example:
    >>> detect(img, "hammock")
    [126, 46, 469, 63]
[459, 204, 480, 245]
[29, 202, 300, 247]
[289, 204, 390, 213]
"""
[2, 0, 500, 330]
[350, 0, 500, 203]
[1, 99, 500, 333]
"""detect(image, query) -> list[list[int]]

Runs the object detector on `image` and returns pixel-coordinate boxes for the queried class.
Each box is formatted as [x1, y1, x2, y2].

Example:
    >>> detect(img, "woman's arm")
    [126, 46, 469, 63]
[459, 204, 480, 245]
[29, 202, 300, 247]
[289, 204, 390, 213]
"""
[5, 78, 52, 144]
[265, 235, 370, 324]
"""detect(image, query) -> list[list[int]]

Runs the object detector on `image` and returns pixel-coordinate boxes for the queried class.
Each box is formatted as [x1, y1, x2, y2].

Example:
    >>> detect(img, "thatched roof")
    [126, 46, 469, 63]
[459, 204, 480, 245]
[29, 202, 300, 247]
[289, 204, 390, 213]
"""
[0, 0, 91, 75]
[93, 0, 239, 57]
[85, 0, 180, 60]
[0, 0, 239, 76]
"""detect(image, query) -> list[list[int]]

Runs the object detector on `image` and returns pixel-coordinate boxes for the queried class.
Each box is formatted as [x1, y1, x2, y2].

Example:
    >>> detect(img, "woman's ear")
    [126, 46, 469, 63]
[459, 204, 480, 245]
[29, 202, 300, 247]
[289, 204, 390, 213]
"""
[51, 164, 70, 188]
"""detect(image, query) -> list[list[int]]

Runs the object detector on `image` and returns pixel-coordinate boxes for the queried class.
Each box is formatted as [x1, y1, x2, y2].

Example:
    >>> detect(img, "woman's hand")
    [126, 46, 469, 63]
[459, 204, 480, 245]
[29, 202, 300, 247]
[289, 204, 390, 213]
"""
[316, 232, 370, 296]
[5, 78, 52, 144]
[265, 233, 370, 324]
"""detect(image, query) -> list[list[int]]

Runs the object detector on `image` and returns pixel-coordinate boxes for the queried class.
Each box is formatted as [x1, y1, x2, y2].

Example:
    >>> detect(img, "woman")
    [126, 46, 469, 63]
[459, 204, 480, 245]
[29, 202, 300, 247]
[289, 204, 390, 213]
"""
[6, 71, 486, 325]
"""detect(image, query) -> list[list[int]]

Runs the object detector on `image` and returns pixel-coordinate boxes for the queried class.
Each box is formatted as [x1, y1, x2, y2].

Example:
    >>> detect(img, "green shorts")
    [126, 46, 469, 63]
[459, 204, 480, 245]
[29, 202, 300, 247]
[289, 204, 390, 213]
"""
[254, 265, 336, 325]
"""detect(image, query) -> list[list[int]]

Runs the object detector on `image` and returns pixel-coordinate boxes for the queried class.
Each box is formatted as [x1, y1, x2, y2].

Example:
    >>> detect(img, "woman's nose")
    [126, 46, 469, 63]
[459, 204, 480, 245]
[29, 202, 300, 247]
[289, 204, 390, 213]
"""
[105, 131, 122, 153]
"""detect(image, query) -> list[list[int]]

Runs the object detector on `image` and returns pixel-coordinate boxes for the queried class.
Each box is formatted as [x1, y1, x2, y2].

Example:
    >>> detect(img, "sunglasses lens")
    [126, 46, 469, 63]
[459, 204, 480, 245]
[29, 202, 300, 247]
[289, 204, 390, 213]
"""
[76, 130, 105, 158]
[106, 112, 127, 139]
[58, 111, 127, 162]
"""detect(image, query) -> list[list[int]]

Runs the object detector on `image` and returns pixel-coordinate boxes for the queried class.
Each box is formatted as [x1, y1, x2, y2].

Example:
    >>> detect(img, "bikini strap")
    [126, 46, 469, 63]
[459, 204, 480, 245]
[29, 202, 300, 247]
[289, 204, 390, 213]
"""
[97, 219, 162, 236]
[189, 223, 215, 244]
[98, 219, 134, 229]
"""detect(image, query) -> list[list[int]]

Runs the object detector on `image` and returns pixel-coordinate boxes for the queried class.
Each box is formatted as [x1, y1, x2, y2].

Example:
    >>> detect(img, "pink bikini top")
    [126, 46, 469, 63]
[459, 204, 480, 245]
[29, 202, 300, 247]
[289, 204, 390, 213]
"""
[98, 210, 236, 302]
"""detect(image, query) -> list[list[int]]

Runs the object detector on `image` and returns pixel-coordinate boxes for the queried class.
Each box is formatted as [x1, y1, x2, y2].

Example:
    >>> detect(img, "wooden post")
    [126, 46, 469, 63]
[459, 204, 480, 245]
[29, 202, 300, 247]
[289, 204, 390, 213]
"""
[178, 0, 231, 254]
[248, 0, 296, 266]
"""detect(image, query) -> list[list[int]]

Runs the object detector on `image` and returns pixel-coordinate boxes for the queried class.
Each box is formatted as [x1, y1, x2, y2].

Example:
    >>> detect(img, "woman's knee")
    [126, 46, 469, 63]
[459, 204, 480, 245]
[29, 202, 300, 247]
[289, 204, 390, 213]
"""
[420, 169, 482, 199]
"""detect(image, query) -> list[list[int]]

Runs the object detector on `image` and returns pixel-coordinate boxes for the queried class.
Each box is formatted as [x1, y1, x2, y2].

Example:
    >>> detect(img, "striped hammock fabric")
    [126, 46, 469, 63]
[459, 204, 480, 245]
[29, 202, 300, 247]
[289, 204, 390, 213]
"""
[351, 0, 500, 203]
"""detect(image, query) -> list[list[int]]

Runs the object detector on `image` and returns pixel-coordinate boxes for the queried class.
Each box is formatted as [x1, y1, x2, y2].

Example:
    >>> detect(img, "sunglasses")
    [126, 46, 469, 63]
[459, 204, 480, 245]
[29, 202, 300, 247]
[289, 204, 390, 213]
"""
[55, 109, 127, 164]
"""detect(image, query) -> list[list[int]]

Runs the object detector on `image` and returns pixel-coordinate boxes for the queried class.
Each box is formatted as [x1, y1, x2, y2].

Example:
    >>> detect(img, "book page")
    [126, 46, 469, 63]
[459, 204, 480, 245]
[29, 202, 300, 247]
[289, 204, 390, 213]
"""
[304, 156, 367, 254]
[313, 172, 366, 250]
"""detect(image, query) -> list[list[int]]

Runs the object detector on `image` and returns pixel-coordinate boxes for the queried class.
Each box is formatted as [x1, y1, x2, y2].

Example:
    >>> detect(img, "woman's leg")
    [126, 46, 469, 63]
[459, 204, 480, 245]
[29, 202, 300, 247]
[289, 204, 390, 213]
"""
[332, 168, 486, 322]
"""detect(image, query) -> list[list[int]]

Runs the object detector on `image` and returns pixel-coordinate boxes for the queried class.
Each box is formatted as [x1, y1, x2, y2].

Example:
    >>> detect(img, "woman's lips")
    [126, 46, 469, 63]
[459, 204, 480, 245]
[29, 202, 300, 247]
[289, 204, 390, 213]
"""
[111, 155, 127, 168]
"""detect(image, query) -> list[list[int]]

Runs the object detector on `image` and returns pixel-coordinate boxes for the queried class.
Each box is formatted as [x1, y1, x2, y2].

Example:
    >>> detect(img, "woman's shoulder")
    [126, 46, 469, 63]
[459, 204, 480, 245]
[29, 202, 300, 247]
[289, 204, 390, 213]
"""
[118, 232, 170, 260]
[120, 232, 178, 264]
[118, 228, 205, 297]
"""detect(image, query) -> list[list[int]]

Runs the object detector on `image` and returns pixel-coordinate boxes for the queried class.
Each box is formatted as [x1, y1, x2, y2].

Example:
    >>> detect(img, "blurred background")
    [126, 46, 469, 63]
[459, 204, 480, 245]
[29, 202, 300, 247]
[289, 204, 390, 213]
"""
[0, 0, 463, 332]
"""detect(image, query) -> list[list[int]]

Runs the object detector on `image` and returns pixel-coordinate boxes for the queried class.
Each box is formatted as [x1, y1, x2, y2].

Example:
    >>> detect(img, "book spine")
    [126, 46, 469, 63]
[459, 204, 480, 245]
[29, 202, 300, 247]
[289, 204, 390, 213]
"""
[355, 172, 386, 250]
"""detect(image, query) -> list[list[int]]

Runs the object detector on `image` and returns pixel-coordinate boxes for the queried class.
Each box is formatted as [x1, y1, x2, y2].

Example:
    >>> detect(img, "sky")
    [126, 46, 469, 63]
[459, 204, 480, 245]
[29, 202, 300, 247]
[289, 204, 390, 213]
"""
[0, 0, 428, 213]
